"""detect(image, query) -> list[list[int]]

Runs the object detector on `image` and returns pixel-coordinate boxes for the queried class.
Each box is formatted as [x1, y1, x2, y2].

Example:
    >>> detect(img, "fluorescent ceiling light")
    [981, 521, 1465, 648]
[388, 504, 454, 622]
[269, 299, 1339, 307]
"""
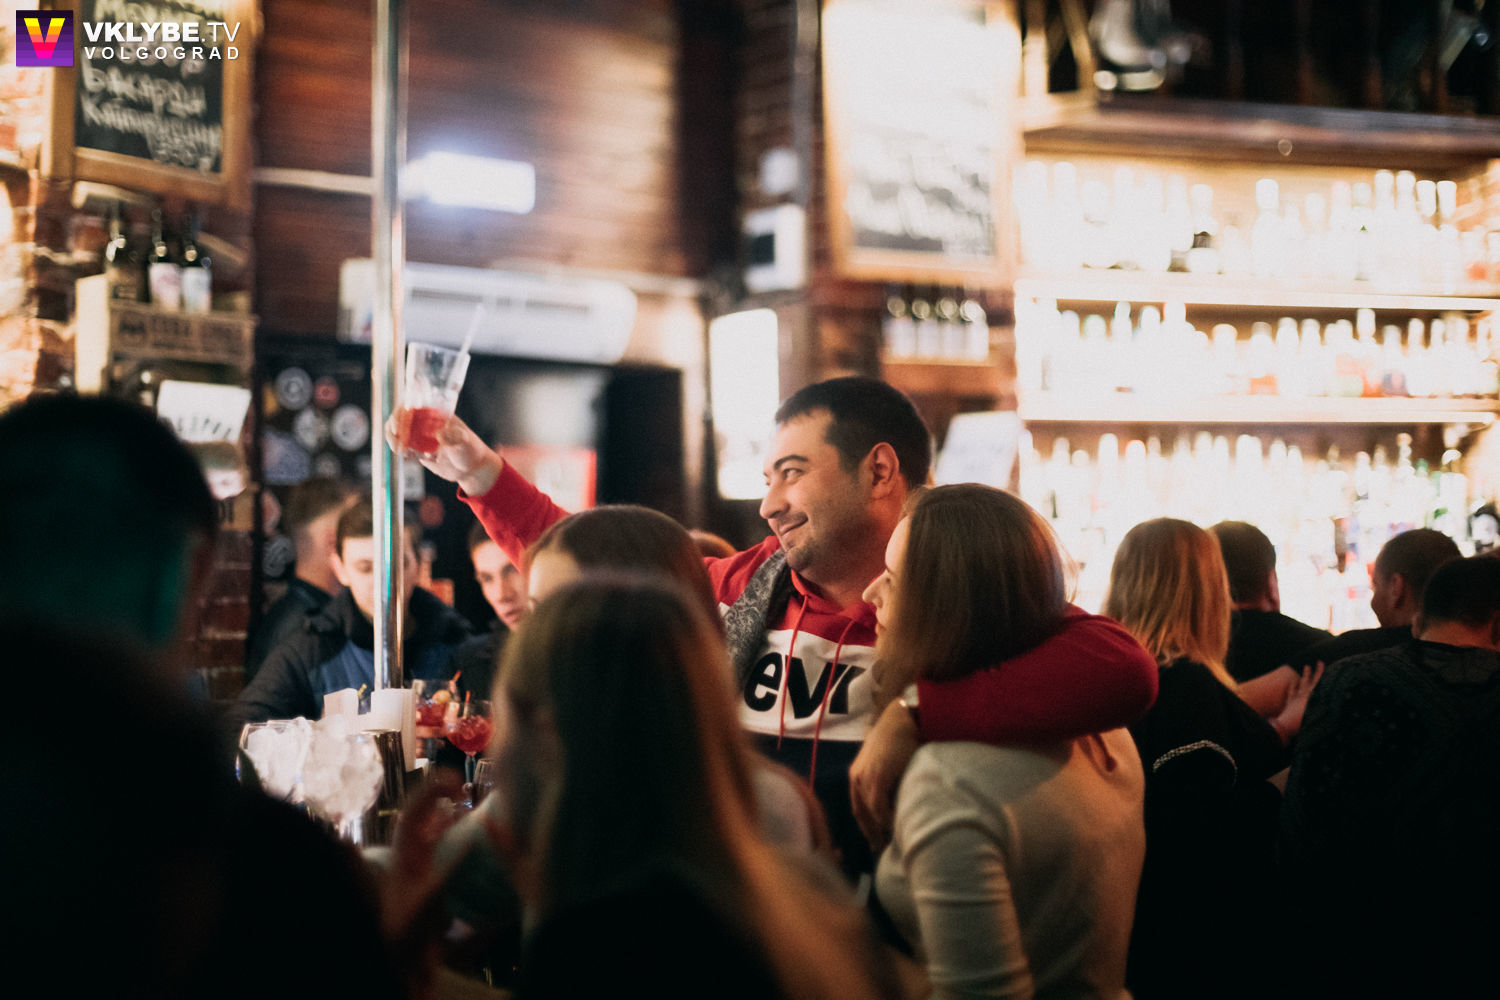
[405, 152, 535, 213]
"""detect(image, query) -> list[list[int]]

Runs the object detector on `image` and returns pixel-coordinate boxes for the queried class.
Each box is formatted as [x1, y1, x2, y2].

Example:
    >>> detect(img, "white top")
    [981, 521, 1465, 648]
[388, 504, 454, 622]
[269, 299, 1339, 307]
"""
[876, 731, 1146, 1000]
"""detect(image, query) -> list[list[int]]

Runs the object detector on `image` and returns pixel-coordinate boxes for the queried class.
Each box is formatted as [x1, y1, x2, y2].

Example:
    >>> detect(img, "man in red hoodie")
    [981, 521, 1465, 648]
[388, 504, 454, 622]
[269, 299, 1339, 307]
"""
[397, 376, 1156, 876]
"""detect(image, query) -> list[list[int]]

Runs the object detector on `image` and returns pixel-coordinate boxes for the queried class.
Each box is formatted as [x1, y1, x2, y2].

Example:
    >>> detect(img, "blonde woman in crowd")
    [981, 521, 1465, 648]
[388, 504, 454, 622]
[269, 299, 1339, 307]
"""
[1102, 518, 1319, 1000]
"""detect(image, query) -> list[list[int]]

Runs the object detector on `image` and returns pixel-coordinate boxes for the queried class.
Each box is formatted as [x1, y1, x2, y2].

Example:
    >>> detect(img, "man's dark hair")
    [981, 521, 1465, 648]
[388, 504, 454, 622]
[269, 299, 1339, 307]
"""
[0, 393, 217, 646]
[774, 376, 931, 488]
[1419, 556, 1500, 628]
[1375, 528, 1462, 603]
[335, 496, 418, 555]
[467, 520, 494, 555]
[282, 477, 354, 538]
[1210, 521, 1277, 604]
[337, 497, 375, 553]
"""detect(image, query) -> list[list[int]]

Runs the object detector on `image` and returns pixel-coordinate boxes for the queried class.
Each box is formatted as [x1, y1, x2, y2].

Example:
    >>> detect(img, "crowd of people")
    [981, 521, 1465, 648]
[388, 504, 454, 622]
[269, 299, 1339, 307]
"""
[4, 377, 1499, 998]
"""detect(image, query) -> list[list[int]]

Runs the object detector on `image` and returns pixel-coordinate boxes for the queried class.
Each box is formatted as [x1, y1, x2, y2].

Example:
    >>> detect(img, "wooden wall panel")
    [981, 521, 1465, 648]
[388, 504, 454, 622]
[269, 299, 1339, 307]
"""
[254, 0, 738, 335]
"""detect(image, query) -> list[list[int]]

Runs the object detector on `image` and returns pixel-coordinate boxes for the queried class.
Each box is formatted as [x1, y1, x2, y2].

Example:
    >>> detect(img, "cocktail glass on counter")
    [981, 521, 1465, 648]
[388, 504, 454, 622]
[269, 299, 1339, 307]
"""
[444, 697, 493, 781]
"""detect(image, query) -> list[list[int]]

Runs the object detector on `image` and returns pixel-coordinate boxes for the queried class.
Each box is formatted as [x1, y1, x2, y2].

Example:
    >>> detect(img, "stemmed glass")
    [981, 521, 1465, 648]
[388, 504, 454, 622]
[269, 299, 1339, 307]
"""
[411, 676, 456, 762]
[444, 698, 493, 784]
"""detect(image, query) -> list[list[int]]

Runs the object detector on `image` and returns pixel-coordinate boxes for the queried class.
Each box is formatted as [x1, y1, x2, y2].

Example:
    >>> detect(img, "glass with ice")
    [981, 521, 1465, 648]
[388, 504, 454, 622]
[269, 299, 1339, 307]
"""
[300, 716, 386, 844]
[237, 718, 312, 802]
[396, 341, 470, 456]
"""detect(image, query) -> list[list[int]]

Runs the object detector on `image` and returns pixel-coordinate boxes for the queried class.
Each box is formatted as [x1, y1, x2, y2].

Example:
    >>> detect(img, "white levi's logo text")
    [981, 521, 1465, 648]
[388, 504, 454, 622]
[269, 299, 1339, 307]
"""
[738, 627, 875, 743]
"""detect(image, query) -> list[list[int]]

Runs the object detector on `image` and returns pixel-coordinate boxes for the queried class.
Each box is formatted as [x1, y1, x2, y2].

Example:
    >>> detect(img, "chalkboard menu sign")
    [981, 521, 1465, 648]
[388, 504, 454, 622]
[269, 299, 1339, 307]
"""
[822, 0, 1015, 285]
[44, 0, 251, 208]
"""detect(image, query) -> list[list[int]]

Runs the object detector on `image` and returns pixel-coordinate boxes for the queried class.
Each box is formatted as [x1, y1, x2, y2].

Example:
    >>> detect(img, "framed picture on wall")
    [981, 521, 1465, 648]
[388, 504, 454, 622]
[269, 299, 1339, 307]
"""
[41, 0, 253, 209]
[821, 0, 1017, 287]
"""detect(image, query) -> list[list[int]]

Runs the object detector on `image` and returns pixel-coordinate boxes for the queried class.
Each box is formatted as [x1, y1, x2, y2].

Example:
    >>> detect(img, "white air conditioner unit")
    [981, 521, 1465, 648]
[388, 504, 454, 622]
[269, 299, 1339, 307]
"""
[338, 259, 637, 364]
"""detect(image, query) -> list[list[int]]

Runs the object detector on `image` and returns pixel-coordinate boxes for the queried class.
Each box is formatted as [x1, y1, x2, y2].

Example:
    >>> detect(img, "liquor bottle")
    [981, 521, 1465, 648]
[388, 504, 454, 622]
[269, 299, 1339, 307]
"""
[1355, 308, 1381, 396]
[147, 208, 181, 311]
[1303, 193, 1330, 281]
[1372, 169, 1399, 284]
[1476, 318, 1499, 398]
[936, 290, 965, 358]
[1416, 180, 1440, 288]
[882, 286, 916, 358]
[1436, 180, 1463, 292]
[1211, 323, 1240, 395]
[178, 210, 212, 314]
[960, 292, 989, 360]
[1164, 174, 1193, 272]
[1250, 178, 1285, 279]
[1429, 318, 1450, 396]
[1329, 319, 1364, 397]
[912, 289, 940, 358]
[1185, 183, 1220, 274]
[1275, 317, 1303, 396]
[1327, 181, 1358, 283]
[1109, 301, 1135, 392]
[1051, 161, 1084, 271]
[1380, 324, 1408, 397]
[1299, 319, 1328, 397]
[103, 202, 143, 303]
[1350, 182, 1376, 282]
[1246, 321, 1278, 395]
[1405, 319, 1432, 397]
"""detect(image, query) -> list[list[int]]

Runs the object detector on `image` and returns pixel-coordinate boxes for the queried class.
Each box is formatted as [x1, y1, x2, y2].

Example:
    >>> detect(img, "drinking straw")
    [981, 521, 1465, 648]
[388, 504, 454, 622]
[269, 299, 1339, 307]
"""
[458, 303, 484, 357]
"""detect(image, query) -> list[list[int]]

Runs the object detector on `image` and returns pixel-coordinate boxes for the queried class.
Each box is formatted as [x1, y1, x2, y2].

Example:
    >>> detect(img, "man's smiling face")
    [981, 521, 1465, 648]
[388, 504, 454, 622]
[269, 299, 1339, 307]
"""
[759, 410, 871, 580]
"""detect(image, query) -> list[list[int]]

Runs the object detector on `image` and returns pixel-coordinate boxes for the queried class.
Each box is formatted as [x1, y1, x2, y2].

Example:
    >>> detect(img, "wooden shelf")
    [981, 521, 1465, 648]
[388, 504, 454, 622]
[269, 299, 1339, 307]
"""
[882, 356, 1007, 397]
[1022, 93, 1500, 170]
[1016, 393, 1499, 425]
[1013, 271, 1500, 313]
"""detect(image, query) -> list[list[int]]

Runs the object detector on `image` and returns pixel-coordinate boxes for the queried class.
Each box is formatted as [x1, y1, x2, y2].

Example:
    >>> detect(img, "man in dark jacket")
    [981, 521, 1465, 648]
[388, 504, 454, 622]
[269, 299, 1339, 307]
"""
[1211, 520, 1330, 681]
[1280, 556, 1500, 996]
[232, 498, 472, 725]
[1286, 527, 1461, 672]
[243, 476, 358, 681]
[449, 520, 528, 701]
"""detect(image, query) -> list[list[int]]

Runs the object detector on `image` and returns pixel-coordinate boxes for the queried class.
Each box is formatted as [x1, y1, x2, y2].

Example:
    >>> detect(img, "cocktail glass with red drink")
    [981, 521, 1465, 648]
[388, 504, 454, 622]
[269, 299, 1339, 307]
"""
[411, 676, 457, 762]
[396, 341, 470, 456]
[444, 697, 493, 782]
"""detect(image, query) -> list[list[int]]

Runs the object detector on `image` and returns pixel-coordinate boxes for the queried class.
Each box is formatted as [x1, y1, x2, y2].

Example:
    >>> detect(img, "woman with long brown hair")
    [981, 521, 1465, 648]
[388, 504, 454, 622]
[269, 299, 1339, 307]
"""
[1102, 517, 1317, 999]
[864, 484, 1146, 999]
[493, 575, 895, 999]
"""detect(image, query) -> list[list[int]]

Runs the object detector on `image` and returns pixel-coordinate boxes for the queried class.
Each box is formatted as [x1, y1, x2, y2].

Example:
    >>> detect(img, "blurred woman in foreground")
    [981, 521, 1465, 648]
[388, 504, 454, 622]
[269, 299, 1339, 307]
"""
[493, 575, 895, 999]
[864, 484, 1145, 999]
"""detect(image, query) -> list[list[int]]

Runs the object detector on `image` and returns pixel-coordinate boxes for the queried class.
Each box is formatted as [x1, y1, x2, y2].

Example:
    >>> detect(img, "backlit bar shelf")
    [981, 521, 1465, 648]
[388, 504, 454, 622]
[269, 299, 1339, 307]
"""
[1016, 393, 1499, 425]
[1013, 272, 1500, 313]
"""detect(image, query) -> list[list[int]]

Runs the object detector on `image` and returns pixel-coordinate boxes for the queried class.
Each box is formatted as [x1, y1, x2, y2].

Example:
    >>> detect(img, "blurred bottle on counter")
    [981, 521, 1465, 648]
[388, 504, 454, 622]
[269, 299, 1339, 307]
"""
[882, 286, 916, 358]
[179, 210, 212, 314]
[912, 289, 941, 358]
[104, 202, 143, 303]
[960, 291, 989, 360]
[147, 208, 181, 311]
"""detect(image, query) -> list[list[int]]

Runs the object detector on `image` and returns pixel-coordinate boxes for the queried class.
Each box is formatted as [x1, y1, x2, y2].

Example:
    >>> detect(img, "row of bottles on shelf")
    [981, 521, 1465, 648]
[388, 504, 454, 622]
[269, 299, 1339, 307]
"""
[104, 201, 212, 313]
[880, 285, 990, 361]
[1017, 429, 1485, 631]
[1015, 300, 1500, 400]
[1013, 161, 1499, 291]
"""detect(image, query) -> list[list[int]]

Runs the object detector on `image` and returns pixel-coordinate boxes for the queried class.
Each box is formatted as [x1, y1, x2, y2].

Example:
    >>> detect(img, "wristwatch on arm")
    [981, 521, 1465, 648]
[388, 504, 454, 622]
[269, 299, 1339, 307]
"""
[898, 682, 919, 730]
